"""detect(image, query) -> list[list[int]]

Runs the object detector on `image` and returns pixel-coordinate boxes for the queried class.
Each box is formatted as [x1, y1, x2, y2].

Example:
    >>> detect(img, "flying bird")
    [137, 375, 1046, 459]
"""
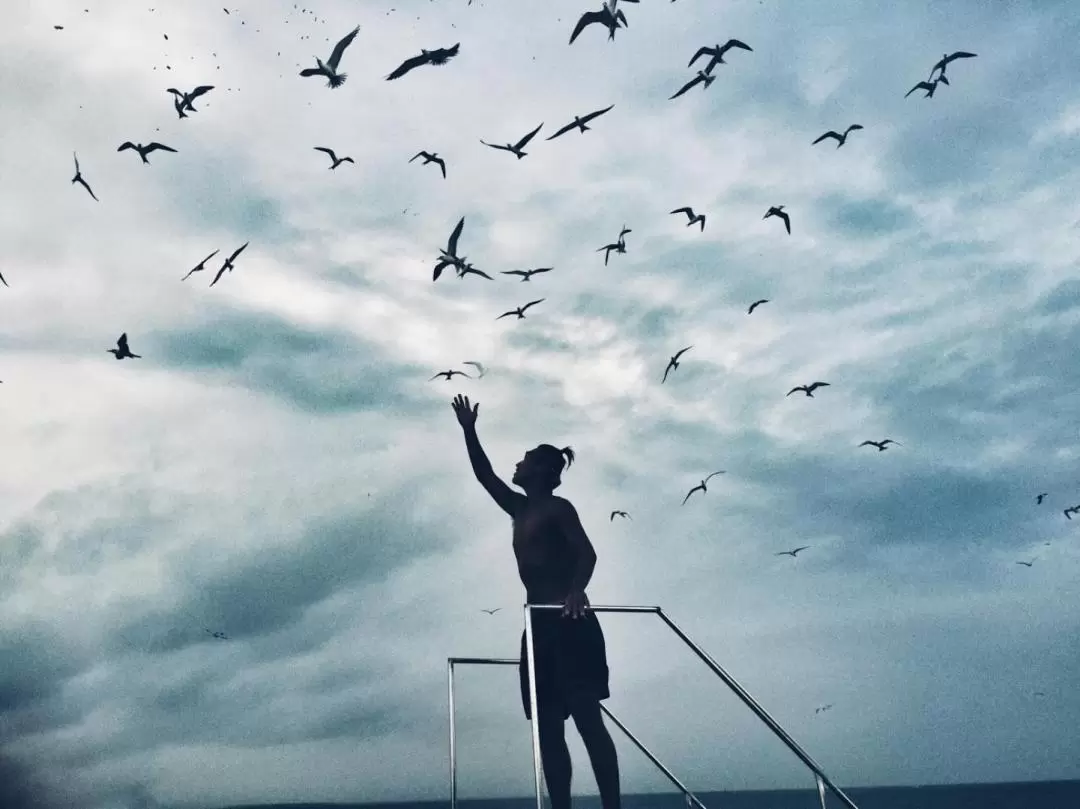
[209, 241, 249, 287]
[776, 546, 810, 557]
[481, 608, 501, 615]
[1064, 506, 1079, 520]
[300, 25, 360, 87]
[117, 141, 177, 164]
[457, 263, 492, 281]
[386, 43, 460, 80]
[480, 122, 544, 159]
[682, 471, 725, 505]
[569, 2, 628, 45]
[205, 629, 229, 640]
[181, 249, 220, 280]
[463, 361, 486, 378]
[501, 267, 553, 282]
[497, 299, 545, 320]
[905, 78, 942, 98]
[815, 704, 833, 714]
[430, 369, 471, 381]
[812, 124, 863, 148]
[670, 206, 706, 231]
[71, 152, 98, 200]
[669, 70, 715, 100]
[313, 146, 354, 169]
[747, 299, 769, 314]
[167, 84, 214, 112]
[1015, 560, 1034, 567]
[107, 333, 141, 360]
[662, 346, 692, 383]
[687, 39, 753, 72]
[859, 439, 900, 451]
[1035, 493, 1047, 505]
[787, 382, 830, 397]
[610, 510, 631, 521]
[764, 205, 791, 234]
[0, 271, 7, 287]
[433, 216, 466, 281]
[930, 51, 977, 80]
[409, 150, 446, 178]
[598, 241, 626, 265]
[546, 105, 615, 140]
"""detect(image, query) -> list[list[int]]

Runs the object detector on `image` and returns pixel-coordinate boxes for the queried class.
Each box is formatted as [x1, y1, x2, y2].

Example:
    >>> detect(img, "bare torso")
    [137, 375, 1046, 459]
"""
[512, 496, 575, 603]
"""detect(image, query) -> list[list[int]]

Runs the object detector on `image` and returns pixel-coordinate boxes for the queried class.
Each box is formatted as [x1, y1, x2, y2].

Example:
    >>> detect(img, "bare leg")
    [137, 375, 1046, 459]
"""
[569, 697, 620, 809]
[538, 704, 572, 809]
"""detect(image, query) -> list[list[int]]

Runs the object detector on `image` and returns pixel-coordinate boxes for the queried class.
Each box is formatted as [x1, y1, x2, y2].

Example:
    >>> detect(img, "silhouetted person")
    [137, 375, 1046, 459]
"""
[451, 394, 621, 809]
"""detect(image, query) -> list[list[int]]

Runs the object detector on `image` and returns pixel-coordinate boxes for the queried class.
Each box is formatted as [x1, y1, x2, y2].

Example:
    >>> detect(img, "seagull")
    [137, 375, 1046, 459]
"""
[812, 124, 863, 148]
[670, 206, 706, 231]
[815, 704, 833, 714]
[313, 146, 354, 169]
[787, 382, 830, 397]
[433, 216, 466, 281]
[662, 346, 692, 383]
[501, 267, 553, 282]
[669, 70, 715, 100]
[480, 122, 544, 159]
[747, 299, 769, 314]
[905, 78, 942, 98]
[481, 608, 501, 615]
[930, 51, 977, 80]
[1064, 506, 1079, 520]
[569, 1, 628, 45]
[859, 439, 900, 451]
[610, 510, 631, 521]
[171, 94, 190, 119]
[166, 84, 214, 112]
[205, 629, 229, 640]
[688, 39, 753, 72]
[775, 546, 810, 557]
[546, 105, 615, 140]
[181, 249, 220, 280]
[299, 24, 359, 87]
[430, 369, 471, 381]
[0, 271, 7, 287]
[117, 141, 177, 164]
[497, 299, 545, 320]
[457, 263, 493, 281]
[764, 205, 791, 234]
[71, 152, 98, 200]
[209, 241, 250, 287]
[1035, 493, 1047, 504]
[409, 150, 446, 178]
[598, 241, 626, 265]
[386, 43, 460, 80]
[682, 471, 725, 505]
[1015, 560, 1034, 567]
[107, 333, 141, 360]
[463, 361, 486, 378]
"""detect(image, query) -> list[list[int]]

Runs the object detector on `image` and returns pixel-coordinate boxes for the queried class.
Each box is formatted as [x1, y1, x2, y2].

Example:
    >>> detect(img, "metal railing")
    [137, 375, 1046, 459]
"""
[448, 657, 708, 809]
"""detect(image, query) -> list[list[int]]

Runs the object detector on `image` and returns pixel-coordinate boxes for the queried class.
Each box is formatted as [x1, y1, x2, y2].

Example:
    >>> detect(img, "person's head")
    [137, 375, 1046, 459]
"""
[512, 443, 575, 493]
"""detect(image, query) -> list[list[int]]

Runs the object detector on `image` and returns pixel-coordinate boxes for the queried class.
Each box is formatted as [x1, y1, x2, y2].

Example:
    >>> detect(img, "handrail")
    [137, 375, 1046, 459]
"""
[447, 657, 707, 809]
[524, 604, 860, 809]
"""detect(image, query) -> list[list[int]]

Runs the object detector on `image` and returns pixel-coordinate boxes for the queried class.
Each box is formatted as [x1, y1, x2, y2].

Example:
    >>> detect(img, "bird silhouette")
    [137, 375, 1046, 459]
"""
[815, 704, 833, 714]
[481, 122, 544, 159]
[71, 152, 98, 200]
[299, 25, 359, 87]
[788, 382, 830, 397]
[181, 249, 220, 281]
[776, 546, 810, 557]
[433, 217, 466, 281]
[501, 267, 553, 282]
[598, 240, 627, 265]
[457, 263, 492, 281]
[930, 51, 977, 80]
[688, 39, 753, 72]
[764, 205, 791, 234]
[1016, 560, 1034, 567]
[1035, 493, 1047, 505]
[1064, 506, 1078, 520]
[859, 439, 899, 451]
[669, 70, 715, 100]
[662, 346, 692, 383]
[409, 150, 446, 178]
[546, 105, 615, 141]
[905, 78, 943, 98]
[167, 84, 214, 112]
[496, 299, 545, 320]
[314, 147, 354, 169]
[610, 510, 631, 521]
[386, 44, 460, 80]
[670, 206, 706, 230]
[812, 124, 863, 148]
[748, 299, 769, 314]
[0, 271, 7, 287]
[682, 471, 725, 505]
[569, 2, 628, 44]
[463, 361, 486, 378]
[205, 629, 229, 640]
[481, 608, 501, 615]
[209, 241, 250, 287]
[430, 369, 471, 381]
[117, 141, 177, 164]
[107, 333, 141, 360]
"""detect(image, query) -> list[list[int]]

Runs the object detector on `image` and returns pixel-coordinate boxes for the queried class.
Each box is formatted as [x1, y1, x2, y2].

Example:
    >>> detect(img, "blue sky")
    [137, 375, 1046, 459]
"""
[2, 0, 1080, 807]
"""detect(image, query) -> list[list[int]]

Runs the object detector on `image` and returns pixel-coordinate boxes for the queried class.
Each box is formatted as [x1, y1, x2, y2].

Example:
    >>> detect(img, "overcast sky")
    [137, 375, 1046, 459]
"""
[2, 0, 1080, 807]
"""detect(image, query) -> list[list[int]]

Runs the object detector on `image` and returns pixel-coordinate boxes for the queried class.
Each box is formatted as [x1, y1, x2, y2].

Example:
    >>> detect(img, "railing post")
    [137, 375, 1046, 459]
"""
[524, 605, 544, 809]
[447, 659, 457, 809]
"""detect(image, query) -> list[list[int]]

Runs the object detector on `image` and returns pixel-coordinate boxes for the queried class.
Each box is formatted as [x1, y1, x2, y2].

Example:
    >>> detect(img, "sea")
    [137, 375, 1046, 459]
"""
[211, 781, 1080, 809]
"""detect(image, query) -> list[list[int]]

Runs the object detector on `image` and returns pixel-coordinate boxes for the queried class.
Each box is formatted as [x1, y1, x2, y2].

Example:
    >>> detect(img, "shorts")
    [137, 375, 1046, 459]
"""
[519, 609, 611, 720]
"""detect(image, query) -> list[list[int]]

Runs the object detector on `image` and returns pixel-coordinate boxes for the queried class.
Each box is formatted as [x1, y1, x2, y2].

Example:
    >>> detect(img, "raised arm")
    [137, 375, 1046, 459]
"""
[452, 395, 523, 517]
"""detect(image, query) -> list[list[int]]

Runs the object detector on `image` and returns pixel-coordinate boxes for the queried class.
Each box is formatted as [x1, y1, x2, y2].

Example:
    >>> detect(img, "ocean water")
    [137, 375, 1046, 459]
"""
[214, 780, 1080, 809]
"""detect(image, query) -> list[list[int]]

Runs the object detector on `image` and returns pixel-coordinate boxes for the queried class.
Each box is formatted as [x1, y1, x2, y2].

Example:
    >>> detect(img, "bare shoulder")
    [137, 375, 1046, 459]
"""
[549, 496, 579, 517]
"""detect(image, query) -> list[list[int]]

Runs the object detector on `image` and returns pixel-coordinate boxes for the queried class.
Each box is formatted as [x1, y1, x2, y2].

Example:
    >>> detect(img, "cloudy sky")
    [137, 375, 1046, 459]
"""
[3, 0, 1080, 807]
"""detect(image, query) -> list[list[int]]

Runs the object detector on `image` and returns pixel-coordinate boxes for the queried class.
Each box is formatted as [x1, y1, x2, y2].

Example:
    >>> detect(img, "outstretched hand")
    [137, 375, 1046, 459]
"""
[451, 394, 478, 429]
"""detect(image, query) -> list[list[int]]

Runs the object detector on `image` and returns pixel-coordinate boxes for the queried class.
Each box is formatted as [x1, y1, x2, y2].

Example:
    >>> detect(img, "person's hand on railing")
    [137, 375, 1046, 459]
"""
[562, 589, 589, 619]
